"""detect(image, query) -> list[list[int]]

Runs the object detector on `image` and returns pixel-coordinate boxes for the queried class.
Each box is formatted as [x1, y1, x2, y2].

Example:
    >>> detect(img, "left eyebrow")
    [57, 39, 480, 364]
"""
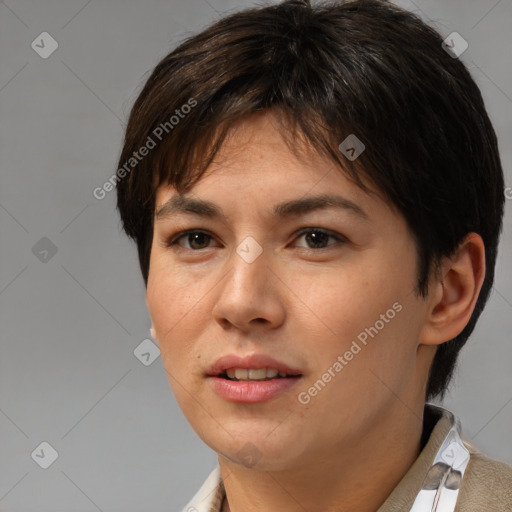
[155, 193, 369, 222]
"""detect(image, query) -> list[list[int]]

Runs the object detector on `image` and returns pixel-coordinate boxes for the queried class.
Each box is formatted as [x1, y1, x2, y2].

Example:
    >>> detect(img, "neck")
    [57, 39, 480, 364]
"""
[218, 403, 425, 512]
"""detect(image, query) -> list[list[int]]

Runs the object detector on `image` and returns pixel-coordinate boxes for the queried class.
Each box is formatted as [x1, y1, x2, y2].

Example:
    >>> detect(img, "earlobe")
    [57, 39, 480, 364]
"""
[420, 233, 486, 346]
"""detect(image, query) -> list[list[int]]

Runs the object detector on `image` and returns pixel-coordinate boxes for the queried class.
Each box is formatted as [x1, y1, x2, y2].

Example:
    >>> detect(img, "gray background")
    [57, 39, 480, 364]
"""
[1, 0, 511, 511]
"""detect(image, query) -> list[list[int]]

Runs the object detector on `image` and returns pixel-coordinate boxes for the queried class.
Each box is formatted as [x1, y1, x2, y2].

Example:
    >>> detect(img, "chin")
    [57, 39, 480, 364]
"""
[210, 430, 305, 471]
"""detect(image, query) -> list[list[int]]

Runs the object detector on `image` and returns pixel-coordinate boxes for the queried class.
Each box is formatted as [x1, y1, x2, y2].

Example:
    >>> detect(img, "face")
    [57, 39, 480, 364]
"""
[146, 112, 434, 471]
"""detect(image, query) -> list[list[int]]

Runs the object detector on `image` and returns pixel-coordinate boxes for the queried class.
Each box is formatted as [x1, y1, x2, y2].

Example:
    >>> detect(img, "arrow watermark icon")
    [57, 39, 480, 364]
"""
[339, 134, 365, 161]
[31, 32, 58, 59]
[236, 236, 263, 263]
[32, 237, 58, 263]
[442, 32, 468, 59]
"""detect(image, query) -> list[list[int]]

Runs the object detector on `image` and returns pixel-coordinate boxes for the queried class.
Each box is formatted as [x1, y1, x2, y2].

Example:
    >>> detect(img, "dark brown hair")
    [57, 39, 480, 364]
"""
[116, 0, 505, 400]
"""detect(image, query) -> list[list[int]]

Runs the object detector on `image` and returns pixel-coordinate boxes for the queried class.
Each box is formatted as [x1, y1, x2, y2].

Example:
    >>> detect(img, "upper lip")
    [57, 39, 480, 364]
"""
[207, 354, 303, 376]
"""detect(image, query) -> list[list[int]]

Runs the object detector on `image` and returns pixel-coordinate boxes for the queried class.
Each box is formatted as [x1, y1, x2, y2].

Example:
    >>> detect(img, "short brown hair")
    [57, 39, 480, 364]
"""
[116, 0, 504, 400]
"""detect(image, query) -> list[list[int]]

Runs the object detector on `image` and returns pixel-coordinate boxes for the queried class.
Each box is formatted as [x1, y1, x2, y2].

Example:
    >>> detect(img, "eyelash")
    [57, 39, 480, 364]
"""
[165, 227, 346, 251]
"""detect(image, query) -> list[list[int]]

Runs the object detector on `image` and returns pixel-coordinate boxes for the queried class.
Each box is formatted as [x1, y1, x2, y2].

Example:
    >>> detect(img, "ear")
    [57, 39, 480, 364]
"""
[420, 233, 486, 346]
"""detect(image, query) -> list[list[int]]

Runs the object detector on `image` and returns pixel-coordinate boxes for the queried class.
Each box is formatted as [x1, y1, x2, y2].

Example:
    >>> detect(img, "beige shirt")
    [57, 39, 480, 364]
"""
[180, 405, 512, 512]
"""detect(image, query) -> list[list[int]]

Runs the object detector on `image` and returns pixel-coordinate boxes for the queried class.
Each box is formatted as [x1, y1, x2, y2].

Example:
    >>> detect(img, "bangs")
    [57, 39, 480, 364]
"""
[151, 104, 370, 199]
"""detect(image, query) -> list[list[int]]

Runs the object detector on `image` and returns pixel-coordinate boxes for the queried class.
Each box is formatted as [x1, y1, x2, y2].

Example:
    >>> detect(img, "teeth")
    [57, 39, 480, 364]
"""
[235, 368, 248, 380]
[248, 368, 267, 380]
[226, 369, 236, 379]
[266, 368, 279, 379]
[225, 368, 286, 380]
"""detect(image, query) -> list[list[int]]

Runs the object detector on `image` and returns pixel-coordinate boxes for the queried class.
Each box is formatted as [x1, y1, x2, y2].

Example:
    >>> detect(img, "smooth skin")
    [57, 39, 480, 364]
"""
[146, 111, 485, 512]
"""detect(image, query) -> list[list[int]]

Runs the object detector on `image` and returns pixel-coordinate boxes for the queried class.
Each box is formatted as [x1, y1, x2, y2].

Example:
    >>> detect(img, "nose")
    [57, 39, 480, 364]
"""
[212, 241, 286, 332]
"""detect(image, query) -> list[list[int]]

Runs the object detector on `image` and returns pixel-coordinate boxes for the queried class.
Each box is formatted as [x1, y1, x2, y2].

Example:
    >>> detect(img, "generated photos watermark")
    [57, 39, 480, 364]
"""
[93, 97, 197, 200]
[297, 301, 403, 405]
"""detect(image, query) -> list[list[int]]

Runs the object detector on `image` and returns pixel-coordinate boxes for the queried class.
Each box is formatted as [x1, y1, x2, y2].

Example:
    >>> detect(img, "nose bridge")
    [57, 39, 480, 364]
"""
[227, 234, 268, 298]
[235, 234, 265, 266]
[213, 234, 284, 328]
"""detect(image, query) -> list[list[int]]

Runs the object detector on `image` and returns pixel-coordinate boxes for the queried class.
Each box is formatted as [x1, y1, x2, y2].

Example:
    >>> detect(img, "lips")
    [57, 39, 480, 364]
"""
[207, 353, 302, 378]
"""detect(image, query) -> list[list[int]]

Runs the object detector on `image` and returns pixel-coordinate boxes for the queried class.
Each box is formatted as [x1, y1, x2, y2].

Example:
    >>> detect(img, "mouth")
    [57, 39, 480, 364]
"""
[206, 354, 303, 402]
[217, 368, 303, 381]
[207, 353, 303, 379]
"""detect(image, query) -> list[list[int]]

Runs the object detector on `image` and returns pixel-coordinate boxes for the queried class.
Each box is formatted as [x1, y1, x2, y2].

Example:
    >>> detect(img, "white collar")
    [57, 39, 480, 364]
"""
[410, 406, 470, 511]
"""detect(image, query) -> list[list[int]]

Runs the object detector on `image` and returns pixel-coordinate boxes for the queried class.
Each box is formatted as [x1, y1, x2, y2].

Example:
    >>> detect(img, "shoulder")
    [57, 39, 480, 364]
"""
[455, 442, 512, 511]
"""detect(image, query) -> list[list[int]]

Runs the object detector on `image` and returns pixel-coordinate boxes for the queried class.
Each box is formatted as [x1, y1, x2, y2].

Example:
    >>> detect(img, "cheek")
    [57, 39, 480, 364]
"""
[299, 264, 418, 384]
[300, 265, 399, 342]
[146, 266, 210, 361]
[146, 269, 212, 418]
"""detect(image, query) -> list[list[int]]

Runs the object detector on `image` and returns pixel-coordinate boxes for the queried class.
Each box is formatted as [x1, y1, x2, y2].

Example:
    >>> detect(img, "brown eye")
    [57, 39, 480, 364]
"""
[294, 228, 345, 249]
[167, 230, 215, 250]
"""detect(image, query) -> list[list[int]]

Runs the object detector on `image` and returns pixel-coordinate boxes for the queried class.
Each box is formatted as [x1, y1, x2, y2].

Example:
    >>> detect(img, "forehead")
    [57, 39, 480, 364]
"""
[154, 111, 396, 223]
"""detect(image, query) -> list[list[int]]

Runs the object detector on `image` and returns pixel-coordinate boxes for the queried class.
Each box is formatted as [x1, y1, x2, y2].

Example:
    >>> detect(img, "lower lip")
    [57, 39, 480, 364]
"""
[208, 376, 302, 403]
